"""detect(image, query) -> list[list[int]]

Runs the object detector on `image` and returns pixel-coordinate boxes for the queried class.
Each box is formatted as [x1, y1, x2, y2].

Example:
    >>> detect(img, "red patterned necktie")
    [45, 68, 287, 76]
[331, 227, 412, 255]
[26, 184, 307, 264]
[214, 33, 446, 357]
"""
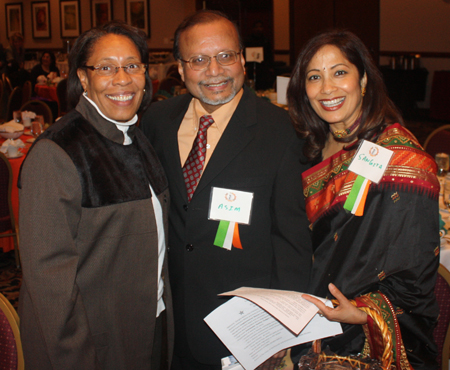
[183, 115, 214, 201]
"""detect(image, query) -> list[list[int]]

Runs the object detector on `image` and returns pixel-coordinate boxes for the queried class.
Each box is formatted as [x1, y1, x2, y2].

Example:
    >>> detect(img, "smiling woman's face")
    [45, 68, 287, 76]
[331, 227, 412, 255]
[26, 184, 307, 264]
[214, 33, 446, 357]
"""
[305, 44, 366, 130]
[41, 53, 51, 68]
[77, 34, 146, 122]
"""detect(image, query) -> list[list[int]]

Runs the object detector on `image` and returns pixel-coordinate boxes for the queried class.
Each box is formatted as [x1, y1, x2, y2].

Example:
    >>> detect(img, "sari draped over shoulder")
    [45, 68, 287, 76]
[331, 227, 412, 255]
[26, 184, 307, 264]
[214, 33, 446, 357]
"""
[302, 124, 440, 370]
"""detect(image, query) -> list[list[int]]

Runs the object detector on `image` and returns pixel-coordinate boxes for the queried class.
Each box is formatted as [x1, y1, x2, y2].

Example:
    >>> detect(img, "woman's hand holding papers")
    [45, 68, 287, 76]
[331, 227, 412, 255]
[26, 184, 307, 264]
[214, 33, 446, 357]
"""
[302, 283, 367, 325]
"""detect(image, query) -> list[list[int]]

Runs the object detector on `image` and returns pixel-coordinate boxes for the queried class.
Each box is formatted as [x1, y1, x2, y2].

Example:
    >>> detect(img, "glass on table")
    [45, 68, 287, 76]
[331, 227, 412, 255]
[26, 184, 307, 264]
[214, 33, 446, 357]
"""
[13, 110, 22, 123]
[35, 115, 44, 126]
[436, 153, 449, 177]
[31, 121, 43, 137]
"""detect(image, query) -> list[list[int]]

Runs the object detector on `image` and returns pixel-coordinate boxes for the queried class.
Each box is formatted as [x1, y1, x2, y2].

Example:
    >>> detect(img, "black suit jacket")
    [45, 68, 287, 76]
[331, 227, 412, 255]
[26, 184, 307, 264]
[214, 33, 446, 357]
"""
[141, 86, 312, 365]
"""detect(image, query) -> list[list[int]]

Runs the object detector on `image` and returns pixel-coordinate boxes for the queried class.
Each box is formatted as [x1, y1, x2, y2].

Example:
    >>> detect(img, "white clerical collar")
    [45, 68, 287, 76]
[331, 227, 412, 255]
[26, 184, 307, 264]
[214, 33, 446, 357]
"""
[83, 93, 137, 144]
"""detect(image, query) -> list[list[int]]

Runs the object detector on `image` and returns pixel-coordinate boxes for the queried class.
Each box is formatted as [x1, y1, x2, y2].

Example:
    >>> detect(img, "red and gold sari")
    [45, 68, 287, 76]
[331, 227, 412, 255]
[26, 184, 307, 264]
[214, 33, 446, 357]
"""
[303, 124, 440, 369]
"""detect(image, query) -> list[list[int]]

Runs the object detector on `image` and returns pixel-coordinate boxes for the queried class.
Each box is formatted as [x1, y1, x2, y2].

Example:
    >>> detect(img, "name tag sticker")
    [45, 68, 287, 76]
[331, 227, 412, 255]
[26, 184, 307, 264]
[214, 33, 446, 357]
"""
[208, 187, 254, 225]
[348, 140, 394, 183]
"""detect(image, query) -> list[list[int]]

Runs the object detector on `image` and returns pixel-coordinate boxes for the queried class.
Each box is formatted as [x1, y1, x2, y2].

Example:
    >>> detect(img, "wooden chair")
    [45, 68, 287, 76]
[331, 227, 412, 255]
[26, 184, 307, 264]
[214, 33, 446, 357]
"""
[165, 64, 179, 77]
[20, 99, 53, 125]
[0, 79, 5, 122]
[56, 78, 68, 116]
[5, 86, 23, 122]
[0, 292, 24, 370]
[423, 125, 450, 158]
[2, 74, 13, 96]
[433, 264, 450, 370]
[21, 80, 32, 106]
[158, 77, 183, 96]
[0, 152, 20, 269]
[166, 64, 182, 81]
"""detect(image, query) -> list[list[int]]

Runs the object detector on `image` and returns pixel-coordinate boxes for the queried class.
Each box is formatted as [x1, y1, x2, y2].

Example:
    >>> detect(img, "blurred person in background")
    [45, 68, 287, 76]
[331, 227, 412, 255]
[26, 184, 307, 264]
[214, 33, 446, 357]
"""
[30, 51, 60, 86]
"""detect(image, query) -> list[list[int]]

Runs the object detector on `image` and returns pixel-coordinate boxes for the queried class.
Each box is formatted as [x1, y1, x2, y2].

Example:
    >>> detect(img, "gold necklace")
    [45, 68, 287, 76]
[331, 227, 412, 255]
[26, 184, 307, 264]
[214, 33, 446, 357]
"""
[330, 117, 361, 139]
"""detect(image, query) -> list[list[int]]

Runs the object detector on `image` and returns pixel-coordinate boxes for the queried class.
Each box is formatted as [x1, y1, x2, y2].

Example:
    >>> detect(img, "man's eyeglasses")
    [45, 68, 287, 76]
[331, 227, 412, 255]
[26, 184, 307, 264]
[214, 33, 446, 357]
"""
[84, 63, 148, 77]
[180, 50, 241, 71]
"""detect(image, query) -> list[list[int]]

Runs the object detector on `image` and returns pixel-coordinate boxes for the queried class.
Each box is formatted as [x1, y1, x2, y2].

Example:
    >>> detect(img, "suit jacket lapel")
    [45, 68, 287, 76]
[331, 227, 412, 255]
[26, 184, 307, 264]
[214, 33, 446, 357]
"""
[194, 87, 257, 197]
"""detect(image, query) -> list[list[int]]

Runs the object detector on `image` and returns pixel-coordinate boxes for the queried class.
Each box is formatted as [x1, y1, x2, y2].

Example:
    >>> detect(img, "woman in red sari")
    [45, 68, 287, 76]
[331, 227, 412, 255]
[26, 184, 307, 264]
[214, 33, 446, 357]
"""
[288, 30, 440, 369]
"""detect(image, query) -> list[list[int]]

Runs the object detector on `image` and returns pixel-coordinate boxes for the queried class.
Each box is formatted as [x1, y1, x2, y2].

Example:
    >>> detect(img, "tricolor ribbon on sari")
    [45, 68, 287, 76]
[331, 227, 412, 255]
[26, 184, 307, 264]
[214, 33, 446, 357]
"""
[214, 221, 243, 250]
[343, 175, 371, 216]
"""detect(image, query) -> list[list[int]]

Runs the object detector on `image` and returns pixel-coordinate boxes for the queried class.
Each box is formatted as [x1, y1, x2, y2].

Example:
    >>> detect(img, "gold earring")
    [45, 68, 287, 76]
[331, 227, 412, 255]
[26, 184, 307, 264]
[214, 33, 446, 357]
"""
[361, 87, 366, 97]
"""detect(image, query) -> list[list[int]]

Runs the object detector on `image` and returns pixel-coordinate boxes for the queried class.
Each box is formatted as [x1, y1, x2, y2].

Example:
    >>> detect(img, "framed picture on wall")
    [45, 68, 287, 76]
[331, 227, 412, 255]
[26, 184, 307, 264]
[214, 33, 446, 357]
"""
[5, 3, 23, 39]
[60, 0, 80, 38]
[91, 0, 113, 27]
[125, 0, 150, 37]
[31, 1, 51, 39]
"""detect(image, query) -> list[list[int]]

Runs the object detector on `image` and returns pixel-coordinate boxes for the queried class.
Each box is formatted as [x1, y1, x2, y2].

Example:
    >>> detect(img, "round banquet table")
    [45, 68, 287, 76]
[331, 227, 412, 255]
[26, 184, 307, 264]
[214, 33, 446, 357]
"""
[0, 134, 32, 252]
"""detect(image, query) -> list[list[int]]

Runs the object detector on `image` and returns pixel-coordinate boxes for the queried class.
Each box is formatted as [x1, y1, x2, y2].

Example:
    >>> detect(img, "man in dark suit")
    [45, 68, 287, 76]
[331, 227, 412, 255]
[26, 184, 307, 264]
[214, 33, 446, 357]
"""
[141, 10, 312, 370]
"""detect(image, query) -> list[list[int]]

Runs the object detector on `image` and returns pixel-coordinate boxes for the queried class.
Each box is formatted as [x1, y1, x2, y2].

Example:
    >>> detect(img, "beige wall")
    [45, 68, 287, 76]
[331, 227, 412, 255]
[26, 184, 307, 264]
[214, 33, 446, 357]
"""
[380, 0, 450, 108]
[0, 0, 195, 51]
[3, 0, 449, 107]
[273, 0, 290, 65]
[380, 0, 450, 52]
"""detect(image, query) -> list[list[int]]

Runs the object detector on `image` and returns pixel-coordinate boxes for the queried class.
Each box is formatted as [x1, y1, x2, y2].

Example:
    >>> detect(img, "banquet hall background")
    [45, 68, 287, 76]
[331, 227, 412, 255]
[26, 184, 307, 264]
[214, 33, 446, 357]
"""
[0, 0, 449, 113]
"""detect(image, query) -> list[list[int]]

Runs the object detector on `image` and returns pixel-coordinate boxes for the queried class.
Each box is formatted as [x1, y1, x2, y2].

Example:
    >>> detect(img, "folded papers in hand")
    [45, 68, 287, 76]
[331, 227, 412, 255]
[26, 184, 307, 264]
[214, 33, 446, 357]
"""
[205, 287, 342, 370]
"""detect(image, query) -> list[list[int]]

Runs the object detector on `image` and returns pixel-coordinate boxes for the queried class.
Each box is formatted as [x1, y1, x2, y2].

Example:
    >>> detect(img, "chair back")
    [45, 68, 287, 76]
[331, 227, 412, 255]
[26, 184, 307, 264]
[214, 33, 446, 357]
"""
[158, 77, 183, 96]
[424, 124, 450, 159]
[433, 264, 450, 369]
[0, 79, 5, 121]
[0, 153, 20, 268]
[56, 78, 68, 116]
[165, 64, 182, 81]
[2, 74, 12, 96]
[5, 86, 23, 121]
[21, 80, 32, 106]
[0, 292, 24, 370]
[430, 71, 450, 121]
[20, 99, 53, 125]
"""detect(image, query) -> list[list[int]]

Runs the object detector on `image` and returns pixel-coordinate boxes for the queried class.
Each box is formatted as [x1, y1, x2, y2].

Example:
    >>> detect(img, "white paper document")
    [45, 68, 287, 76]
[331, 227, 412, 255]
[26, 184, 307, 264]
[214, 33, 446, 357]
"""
[204, 288, 342, 370]
[219, 287, 320, 335]
[276, 76, 290, 105]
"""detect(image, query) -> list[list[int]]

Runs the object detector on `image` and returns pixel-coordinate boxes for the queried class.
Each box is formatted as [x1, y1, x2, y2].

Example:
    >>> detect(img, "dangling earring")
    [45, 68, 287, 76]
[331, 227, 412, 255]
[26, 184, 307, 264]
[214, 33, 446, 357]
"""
[361, 87, 366, 97]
